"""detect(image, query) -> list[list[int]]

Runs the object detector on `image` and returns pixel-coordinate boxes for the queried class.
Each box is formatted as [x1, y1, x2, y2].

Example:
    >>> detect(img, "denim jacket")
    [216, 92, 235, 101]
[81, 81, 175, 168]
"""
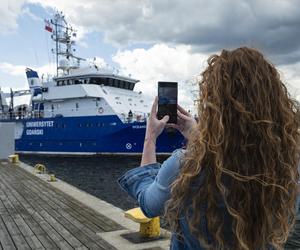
[118, 149, 300, 250]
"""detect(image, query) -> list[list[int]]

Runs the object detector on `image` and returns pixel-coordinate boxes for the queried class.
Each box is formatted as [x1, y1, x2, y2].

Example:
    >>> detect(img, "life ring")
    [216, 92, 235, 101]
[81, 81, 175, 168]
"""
[98, 107, 104, 114]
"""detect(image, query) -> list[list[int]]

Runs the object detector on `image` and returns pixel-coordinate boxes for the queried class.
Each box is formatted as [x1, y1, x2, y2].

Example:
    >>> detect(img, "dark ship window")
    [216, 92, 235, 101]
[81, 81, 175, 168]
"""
[88, 77, 135, 90]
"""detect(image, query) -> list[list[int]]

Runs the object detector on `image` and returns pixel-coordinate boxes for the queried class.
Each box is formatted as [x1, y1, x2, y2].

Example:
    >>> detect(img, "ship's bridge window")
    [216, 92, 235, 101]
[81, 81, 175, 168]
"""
[88, 77, 135, 90]
[130, 82, 134, 89]
[90, 78, 97, 84]
[90, 77, 108, 85]
[119, 81, 125, 89]
[124, 82, 129, 89]
[112, 79, 118, 88]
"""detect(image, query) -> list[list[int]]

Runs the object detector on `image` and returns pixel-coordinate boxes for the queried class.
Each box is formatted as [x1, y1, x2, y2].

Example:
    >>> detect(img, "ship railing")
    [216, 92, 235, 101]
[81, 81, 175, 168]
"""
[119, 112, 149, 123]
[0, 109, 150, 123]
[0, 110, 44, 120]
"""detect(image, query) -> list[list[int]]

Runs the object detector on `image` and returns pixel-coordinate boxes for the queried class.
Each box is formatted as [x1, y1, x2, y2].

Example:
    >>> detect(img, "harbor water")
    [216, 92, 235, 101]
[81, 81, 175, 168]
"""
[20, 154, 168, 211]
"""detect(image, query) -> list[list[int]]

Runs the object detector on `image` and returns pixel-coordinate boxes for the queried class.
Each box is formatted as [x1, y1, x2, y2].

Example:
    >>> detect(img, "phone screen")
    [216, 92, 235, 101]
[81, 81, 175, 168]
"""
[157, 81, 178, 123]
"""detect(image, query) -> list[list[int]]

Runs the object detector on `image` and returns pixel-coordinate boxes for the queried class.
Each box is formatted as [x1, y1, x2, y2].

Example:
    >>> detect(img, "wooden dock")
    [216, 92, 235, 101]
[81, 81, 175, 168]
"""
[0, 159, 298, 250]
[0, 160, 123, 250]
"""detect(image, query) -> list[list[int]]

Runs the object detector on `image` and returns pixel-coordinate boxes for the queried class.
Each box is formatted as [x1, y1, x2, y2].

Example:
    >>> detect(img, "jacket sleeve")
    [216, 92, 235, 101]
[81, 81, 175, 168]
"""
[118, 149, 185, 217]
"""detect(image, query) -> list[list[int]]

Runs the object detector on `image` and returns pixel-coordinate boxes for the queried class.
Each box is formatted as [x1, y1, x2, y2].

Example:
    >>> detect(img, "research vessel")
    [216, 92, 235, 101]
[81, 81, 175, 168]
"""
[0, 12, 184, 155]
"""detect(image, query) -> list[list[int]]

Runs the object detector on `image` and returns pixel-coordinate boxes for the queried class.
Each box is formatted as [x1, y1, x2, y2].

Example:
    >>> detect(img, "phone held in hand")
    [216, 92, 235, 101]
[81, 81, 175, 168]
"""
[157, 81, 178, 124]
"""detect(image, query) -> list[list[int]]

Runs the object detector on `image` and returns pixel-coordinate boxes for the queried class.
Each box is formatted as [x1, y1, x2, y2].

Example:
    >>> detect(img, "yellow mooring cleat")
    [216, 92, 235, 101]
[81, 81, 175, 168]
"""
[125, 207, 160, 238]
[33, 164, 47, 174]
[9, 154, 19, 164]
[48, 174, 57, 182]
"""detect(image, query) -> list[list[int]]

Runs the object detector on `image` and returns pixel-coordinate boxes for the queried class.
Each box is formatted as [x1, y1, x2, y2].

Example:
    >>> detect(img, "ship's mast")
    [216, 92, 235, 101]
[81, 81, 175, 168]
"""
[10, 88, 14, 110]
[48, 11, 85, 76]
[0, 88, 3, 112]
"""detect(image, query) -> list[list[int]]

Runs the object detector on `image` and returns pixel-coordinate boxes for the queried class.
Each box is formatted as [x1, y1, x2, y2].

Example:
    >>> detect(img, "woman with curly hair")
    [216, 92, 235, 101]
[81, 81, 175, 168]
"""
[119, 47, 300, 250]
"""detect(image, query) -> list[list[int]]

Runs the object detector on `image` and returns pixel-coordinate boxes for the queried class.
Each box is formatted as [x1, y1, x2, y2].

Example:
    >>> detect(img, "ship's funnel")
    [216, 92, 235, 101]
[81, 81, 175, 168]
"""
[25, 68, 42, 96]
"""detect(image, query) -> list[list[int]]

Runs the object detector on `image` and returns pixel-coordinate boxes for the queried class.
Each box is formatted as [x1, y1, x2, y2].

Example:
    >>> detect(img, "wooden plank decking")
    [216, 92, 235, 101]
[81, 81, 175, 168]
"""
[0, 159, 298, 249]
[0, 160, 123, 249]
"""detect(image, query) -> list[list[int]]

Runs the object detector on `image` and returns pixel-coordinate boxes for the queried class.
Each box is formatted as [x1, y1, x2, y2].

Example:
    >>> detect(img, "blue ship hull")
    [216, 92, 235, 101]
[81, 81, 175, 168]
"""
[13, 115, 185, 154]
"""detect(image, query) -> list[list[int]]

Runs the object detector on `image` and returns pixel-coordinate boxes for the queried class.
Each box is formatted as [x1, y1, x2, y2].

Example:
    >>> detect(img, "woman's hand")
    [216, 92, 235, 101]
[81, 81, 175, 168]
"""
[167, 105, 197, 139]
[141, 97, 169, 165]
[145, 97, 169, 144]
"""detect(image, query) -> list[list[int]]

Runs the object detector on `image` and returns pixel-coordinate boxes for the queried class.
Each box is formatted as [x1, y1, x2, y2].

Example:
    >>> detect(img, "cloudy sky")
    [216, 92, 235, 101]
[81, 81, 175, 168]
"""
[1, 0, 300, 109]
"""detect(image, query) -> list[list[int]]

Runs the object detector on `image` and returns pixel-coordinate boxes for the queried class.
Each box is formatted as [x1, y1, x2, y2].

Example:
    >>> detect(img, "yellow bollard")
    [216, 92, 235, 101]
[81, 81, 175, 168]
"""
[140, 217, 160, 238]
[124, 207, 160, 238]
[33, 164, 47, 174]
[48, 174, 56, 182]
[9, 154, 19, 164]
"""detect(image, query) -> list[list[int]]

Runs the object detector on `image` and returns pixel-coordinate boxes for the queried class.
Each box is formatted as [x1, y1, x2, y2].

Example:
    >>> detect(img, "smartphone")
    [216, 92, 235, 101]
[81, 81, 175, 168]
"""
[157, 81, 178, 124]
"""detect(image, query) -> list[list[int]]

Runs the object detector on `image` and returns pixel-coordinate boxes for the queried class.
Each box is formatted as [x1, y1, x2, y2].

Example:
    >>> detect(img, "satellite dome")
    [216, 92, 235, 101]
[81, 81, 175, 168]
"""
[59, 59, 69, 69]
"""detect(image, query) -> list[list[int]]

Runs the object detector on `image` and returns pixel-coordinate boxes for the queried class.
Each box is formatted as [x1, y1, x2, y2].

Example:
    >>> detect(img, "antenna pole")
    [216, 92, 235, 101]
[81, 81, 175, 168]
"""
[10, 88, 14, 110]
[0, 88, 3, 112]
[55, 21, 58, 77]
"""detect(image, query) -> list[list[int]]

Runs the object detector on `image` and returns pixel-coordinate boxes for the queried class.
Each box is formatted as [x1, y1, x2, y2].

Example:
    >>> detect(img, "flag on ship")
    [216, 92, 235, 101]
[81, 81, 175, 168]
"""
[44, 20, 53, 32]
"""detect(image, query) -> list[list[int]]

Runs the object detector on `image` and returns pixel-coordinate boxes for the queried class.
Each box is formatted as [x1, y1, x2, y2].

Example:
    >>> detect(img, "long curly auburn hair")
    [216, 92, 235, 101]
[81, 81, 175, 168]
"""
[165, 47, 300, 250]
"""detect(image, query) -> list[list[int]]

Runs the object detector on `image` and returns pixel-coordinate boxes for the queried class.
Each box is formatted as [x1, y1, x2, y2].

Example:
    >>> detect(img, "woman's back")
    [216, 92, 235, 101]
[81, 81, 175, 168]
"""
[119, 47, 300, 250]
[166, 47, 300, 249]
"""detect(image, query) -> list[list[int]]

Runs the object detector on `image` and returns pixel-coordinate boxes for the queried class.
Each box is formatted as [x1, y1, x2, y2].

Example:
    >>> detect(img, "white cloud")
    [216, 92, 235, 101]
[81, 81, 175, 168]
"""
[279, 62, 300, 88]
[113, 44, 208, 111]
[25, 0, 300, 61]
[113, 44, 300, 110]
[0, 0, 26, 34]
[0, 62, 55, 92]
[1, 1, 300, 60]
[278, 62, 300, 99]
[0, 0, 299, 104]
[0, 62, 26, 77]
[21, 6, 43, 22]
